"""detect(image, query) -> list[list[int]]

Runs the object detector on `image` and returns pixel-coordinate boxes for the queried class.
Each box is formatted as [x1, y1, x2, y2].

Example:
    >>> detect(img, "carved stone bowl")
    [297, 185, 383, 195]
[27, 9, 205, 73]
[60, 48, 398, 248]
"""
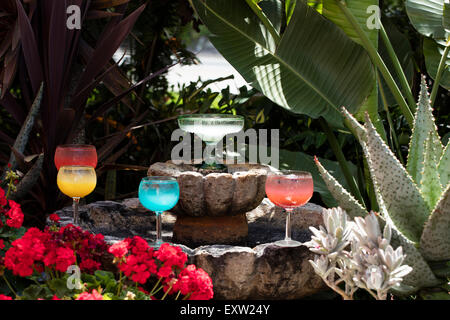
[147, 162, 270, 217]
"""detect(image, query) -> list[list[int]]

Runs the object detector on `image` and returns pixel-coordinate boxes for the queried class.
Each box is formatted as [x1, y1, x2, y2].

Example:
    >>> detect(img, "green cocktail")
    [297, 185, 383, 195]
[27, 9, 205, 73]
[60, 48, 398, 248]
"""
[178, 114, 245, 169]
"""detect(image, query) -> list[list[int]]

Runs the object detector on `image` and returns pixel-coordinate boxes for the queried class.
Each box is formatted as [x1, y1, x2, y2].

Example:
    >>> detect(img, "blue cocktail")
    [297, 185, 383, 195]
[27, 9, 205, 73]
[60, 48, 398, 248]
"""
[139, 176, 180, 246]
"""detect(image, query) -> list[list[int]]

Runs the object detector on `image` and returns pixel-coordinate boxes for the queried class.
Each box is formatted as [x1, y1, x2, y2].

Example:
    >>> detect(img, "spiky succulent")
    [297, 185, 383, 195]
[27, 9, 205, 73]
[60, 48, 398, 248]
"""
[305, 208, 412, 300]
[315, 76, 449, 294]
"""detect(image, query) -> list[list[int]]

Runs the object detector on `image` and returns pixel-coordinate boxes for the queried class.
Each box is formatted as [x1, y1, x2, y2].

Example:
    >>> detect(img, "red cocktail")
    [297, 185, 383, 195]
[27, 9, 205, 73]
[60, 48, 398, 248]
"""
[265, 170, 313, 247]
[54, 144, 97, 170]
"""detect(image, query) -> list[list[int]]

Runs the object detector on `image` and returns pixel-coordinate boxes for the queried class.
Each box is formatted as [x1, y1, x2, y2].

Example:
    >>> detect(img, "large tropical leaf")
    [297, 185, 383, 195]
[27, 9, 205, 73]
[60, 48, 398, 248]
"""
[378, 17, 415, 106]
[423, 37, 450, 90]
[444, 0, 450, 32]
[321, 0, 385, 138]
[322, 0, 379, 46]
[406, 0, 448, 40]
[189, 0, 374, 127]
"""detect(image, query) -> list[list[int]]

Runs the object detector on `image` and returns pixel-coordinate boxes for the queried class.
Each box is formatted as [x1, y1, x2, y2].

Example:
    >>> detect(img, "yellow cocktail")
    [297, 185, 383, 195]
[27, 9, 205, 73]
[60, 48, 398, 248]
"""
[57, 166, 97, 198]
[57, 166, 96, 225]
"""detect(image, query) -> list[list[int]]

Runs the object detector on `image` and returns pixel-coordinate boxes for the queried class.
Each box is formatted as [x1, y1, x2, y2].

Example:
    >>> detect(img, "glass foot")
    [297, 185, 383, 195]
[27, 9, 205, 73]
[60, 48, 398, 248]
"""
[198, 162, 227, 171]
[274, 239, 302, 247]
[149, 239, 163, 249]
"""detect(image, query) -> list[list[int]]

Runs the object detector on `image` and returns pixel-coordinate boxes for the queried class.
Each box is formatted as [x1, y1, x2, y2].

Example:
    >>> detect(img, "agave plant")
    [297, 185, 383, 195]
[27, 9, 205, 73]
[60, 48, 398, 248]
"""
[315, 76, 449, 294]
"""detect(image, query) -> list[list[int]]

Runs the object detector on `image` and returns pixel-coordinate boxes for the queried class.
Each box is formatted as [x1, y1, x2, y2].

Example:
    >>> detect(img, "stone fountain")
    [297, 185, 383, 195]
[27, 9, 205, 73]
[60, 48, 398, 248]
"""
[51, 114, 330, 299]
[148, 161, 270, 247]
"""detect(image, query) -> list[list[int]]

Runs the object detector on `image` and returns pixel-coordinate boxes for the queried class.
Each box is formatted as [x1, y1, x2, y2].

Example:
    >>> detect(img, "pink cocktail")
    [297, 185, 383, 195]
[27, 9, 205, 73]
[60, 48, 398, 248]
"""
[265, 171, 313, 247]
[54, 144, 97, 170]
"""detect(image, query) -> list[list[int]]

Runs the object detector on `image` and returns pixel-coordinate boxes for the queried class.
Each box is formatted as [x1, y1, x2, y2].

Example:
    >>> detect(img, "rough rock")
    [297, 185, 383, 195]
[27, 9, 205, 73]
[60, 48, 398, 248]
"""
[147, 162, 270, 217]
[190, 244, 326, 299]
[53, 198, 328, 299]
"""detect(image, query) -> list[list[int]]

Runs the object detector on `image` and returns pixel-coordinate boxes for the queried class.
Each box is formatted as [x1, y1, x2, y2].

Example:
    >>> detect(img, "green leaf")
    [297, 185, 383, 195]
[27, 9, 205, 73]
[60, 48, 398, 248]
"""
[322, 0, 383, 138]
[378, 17, 415, 107]
[420, 183, 450, 261]
[21, 284, 52, 300]
[259, 0, 284, 33]
[444, 0, 450, 32]
[390, 225, 440, 292]
[407, 77, 444, 184]
[189, 0, 375, 127]
[358, 112, 430, 243]
[322, 0, 379, 47]
[285, 0, 296, 24]
[439, 141, 450, 187]
[48, 278, 73, 298]
[420, 131, 444, 209]
[94, 270, 115, 282]
[423, 37, 450, 90]
[314, 156, 367, 218]
[406, 0, 448, 40]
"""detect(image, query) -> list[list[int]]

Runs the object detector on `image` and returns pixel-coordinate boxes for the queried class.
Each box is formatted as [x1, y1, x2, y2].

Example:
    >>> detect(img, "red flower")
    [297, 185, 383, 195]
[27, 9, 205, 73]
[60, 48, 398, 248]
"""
[0, 239, 4, 250]
[54, 247, 76, 272]
[0, 188, 6, 207]
[79, 258, 100, 272]
[4, 228, 47, 277]
[108, 241, 128, 258]
[155, 243, 187, 270]
[49, 214, 60, 223]
[157, 265, 173, 278]
[115, 236, 157, 285]
[51, 295, 61, 300]
[76, 289, 103, 300]
[0, 294, 12, 300]
[173, 265, 213, 300]
[5, 200, 24, 228]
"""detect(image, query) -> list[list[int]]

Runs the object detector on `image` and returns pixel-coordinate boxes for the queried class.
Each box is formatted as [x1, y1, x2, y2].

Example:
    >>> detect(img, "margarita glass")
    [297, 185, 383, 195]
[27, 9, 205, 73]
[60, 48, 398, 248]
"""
[178, 114, 244, 169]
[55, 144, 97, 225]
[139, 176, 180, 247]
[55, 144, 97, 170]
[265, 170, 314, 247]
[57, 166, 97, 225]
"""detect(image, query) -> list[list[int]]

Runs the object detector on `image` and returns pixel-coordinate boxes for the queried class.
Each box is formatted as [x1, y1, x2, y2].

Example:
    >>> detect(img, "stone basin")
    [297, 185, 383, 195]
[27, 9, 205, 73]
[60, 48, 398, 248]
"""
[53, 198, 328, 299]
[148, 161, 270, 217]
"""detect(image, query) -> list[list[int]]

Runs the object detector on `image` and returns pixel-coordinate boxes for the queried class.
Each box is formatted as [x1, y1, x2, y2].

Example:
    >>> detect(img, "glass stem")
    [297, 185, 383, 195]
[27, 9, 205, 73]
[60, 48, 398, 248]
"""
[73, 197, 80, 226]
[155, 212, 163, 244]
[285, 208, 293, 241]
[204, 143, 215, 165]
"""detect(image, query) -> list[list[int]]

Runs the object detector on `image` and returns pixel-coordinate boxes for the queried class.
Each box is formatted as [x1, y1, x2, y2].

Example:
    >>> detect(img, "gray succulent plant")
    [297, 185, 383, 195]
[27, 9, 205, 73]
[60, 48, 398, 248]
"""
[314, 76, 449, 294]
[305, 208, 412, 300]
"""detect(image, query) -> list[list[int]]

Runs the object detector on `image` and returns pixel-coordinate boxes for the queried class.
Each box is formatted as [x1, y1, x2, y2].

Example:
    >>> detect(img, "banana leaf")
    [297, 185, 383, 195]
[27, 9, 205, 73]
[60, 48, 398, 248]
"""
[189, 0, 374, 128]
